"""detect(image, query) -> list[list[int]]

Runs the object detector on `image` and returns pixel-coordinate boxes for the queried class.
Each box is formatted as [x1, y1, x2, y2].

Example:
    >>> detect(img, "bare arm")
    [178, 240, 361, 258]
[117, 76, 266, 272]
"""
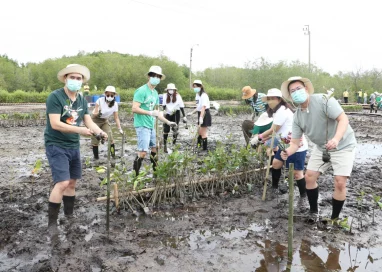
[49, 114, 93, 136]
[284, 138, 301, 157]
[92, 103, 100, 116]
[200, 105, 206, 119]
[113, 111, 122, 129]
[132, 101, 151, 115]
[261, 124, 281, 140]
[326, 112, 349, 150]
[83, 114, 104, 135]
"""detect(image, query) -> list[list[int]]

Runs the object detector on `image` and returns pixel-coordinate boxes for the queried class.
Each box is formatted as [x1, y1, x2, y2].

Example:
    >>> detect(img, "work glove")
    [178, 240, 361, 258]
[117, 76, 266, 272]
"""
[167, 121, 177, 128]
[119, 128, 124, 134]
[149, 110, 159, 117]
[250, 134, 259, 146]
[199, 117, 204, 125]
[183, 117, 187, 123]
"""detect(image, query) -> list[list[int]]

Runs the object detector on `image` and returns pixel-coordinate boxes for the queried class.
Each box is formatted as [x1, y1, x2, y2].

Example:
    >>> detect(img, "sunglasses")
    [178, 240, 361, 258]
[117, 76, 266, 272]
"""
[106, 94, 114, 98]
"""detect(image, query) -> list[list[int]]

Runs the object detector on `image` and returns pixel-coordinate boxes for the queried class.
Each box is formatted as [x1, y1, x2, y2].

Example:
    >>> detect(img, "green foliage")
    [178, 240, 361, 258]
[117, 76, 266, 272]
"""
[341, 105, 363, 112]
[218, 105, 253, 115]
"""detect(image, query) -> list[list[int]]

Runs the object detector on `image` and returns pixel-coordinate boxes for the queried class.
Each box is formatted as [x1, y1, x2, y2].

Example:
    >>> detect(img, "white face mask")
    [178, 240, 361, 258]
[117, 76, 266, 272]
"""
[106, 96, 114, 102]
[168, 90, 174, 95]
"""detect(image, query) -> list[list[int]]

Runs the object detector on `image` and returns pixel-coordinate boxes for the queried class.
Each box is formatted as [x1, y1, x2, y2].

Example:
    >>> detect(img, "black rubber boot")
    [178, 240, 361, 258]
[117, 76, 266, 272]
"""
[48, 202, 61, 236]
[197, 135, 202, 148]
[92, 146, 99, 160]
[133, 156, 143, 176]
[202, 138, 208, 151]
[173, 134, 178, 145]
[271, 168, 282, 189]
[110, 144, 115, 158]
[150, 152, 158, 172]
[163, 134, 168, 153]
[63, 195, 75, 217]
[296, 178, 307, 197]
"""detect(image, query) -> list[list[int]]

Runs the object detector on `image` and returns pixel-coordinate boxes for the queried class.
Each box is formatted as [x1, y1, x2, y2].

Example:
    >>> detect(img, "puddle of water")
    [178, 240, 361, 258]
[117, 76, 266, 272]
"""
[356, 143, 382, 163]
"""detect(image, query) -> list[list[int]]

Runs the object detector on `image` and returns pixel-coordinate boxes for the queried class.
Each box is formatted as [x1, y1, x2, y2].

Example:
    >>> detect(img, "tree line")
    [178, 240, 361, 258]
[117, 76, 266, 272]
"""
[1, 52, 382, 101]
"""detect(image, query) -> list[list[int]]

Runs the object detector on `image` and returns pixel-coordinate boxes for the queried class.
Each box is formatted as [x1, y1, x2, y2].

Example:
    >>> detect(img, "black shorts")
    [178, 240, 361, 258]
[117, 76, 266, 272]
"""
[198, 109, 212, 127]
[164, 111, 181, 133]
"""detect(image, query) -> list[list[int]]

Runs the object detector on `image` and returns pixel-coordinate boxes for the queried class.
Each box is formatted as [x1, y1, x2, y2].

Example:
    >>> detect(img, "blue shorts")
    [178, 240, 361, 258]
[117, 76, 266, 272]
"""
[264, 137, 280, 148]
[45, 145, 82, 183]
[274, 149, 307, 170]
[135, 127, 156, 152]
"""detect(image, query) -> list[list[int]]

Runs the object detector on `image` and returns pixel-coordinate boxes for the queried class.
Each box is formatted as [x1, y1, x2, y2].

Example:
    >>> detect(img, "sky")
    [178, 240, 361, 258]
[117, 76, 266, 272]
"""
[1, 0, 381, 75]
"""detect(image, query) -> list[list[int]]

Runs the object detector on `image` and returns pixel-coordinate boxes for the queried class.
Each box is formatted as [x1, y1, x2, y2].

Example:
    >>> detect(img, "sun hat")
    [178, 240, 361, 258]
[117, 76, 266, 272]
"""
[241, 86, 257, 100]
[165, 83, 177, 90]
[57, 64, 90, 83]
[254, 112, 273, 126]
[280, 76, 314, 100]
[104, 86, 116, 94]
[147, 65, 165, 80]
[261, 88, 283, 102]
[193, 79, 203, 86]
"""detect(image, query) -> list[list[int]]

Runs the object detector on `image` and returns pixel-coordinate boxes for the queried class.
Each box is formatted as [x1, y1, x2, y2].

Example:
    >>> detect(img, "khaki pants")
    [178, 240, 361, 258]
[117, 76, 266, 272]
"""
[91, 115, 113, 145]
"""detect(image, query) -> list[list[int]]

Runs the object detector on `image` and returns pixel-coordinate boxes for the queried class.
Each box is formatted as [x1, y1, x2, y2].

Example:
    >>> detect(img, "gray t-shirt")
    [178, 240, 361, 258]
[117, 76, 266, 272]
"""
[292, 94, 356, 151]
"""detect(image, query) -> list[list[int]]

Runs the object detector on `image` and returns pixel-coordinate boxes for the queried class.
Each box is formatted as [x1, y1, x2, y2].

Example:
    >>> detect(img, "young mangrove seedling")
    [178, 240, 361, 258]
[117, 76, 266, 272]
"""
[372, 194, 382, 225]
[31, 158, 42, 196]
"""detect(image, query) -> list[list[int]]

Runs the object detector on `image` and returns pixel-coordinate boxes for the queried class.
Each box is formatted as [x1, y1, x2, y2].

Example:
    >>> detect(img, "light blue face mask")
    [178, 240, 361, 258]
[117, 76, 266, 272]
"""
[67, 79, 83, 92]
[193, 87, 201, 93]
[150, 77, 160, 86]
[291, 88, 308, 104]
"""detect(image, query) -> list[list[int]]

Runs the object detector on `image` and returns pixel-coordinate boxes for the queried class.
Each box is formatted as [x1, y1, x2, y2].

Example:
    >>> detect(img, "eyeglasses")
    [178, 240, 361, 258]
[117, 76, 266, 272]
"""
[68, 75, 83, 81]
[289, 86, 304, 93]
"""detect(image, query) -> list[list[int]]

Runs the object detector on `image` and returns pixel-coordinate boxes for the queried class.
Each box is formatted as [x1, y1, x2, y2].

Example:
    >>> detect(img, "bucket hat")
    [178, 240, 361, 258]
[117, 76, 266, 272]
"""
[254, 112, 273, 126]
[193, 79, 203, 86]
[57, 64, 90, 83]
[280, 76, 314, 100]
[261, 88, 283, 102]
[165, 83, 177, 90]
[104, 86, 117, 94]
[147, 65, 165, 80]
[241, 86, 257, 100]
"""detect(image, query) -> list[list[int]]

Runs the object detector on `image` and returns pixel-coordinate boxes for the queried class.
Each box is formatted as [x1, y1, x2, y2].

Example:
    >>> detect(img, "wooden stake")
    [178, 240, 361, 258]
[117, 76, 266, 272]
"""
[113, 183, 119, 209]
[288, 163, 294, 260]
[121, 132, 125, 158]
[106, 133, 111, 235]
[262, 129, 276, 201]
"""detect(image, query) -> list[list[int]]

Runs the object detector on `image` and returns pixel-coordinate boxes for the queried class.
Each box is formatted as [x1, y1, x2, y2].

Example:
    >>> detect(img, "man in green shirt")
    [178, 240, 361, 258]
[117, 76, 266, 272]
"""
[45, 64, 107, 237]
[132, 66, 177, 176]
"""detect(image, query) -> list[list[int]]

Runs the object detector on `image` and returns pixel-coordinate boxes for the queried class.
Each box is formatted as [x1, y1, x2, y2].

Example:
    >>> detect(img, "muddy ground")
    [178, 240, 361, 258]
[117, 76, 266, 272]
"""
[1, 108, 382, 272]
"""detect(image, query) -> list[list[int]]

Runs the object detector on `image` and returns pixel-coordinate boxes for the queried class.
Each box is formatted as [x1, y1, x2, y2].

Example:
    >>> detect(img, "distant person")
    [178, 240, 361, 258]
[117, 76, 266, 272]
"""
[280, 76, 356, 223]
[91, 86, 123, 160]
[83, 83, 90, 96]
[132, 66, 177, 176]
[369, 92, 376, 113]
[376, 93, 382, 111]
[45, 64, 107, 236]
[161, 83, 187, 153]
[241, 86, 268, 145]
[187, 80, 211, 151]
[342, 89, 349, 104]
[357, 89, 363, 104]
[363, 91, 368, 104]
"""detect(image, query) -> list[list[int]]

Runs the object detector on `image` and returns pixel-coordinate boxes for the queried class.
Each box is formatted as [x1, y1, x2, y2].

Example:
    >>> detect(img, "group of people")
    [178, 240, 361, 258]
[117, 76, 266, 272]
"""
[241, 77, 356, 222]
[44, 63, 356, 236]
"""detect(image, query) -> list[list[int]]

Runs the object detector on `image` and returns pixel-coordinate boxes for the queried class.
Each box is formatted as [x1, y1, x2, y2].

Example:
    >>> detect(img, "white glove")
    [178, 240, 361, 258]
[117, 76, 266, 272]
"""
[149, 110, 159, 117]
[250, 134, 259, 146]
[186, 112, 193, 116]
[119, 128, 123, 134]
[183, 117, 187, 123]
[167, 121, 177, 128]
[199, 117, 204, 125]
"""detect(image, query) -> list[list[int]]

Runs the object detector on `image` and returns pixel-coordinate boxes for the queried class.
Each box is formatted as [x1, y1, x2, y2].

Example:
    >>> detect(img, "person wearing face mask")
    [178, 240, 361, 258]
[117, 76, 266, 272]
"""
[257, 88, 308, 198]
[187, 80, 211, 151]
[91, 86, 123, 160]
[45, 64, 108, 237]
[241, 86, 268, 145]
[280, 76, 356, 223]
[161, 83, 187, 153]
[132, 66, 177, 176]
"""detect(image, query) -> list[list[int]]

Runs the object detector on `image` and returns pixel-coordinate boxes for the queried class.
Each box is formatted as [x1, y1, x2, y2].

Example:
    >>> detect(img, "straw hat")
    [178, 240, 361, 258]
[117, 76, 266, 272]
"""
[146, 65, 165, 80]
[57, 64, 90, 83]
[261, 88, 283, 102]
[280, 76, 314, 100]
[254, 112, 273, 126]
[165, 83, 177, 90]
[241, 86, 257, 100]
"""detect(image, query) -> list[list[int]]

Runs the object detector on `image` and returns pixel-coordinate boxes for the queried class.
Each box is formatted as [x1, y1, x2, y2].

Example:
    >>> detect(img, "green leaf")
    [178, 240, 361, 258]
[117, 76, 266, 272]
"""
[378, 202, 382, 209]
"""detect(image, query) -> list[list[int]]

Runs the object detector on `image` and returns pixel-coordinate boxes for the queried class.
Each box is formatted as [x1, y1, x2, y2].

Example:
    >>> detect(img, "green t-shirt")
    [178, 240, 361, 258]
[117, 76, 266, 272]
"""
[44, 88, 89, 149]
[133, 84, 159, 129]
[251, 122, 273, 135]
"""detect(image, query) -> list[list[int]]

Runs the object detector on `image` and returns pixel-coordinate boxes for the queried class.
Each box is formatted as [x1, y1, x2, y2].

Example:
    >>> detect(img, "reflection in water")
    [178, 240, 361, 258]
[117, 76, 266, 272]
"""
[299, 240, 341, 271]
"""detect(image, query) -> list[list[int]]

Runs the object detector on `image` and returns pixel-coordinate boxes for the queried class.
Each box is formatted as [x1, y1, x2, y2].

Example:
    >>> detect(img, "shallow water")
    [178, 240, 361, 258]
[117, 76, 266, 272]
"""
[355, 142, 382, 163]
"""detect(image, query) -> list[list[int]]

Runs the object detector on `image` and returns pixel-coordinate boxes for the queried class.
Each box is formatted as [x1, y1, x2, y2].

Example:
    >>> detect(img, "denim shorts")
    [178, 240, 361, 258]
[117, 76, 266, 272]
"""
[264, 137, 280, 148]
[46, 145, 82, 183]
[274, 149, 307, 170]
[135, 127, 156, 152]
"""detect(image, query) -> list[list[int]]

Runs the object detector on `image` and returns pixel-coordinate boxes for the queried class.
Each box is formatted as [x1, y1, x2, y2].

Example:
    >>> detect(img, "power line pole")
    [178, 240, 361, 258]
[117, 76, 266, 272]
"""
[189, 44, 199, 89]
[303, 25, 311, 72]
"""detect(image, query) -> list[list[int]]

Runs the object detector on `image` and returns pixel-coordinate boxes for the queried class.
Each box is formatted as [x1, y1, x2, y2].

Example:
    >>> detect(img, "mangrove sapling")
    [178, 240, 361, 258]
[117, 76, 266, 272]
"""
[31, 158, 42, 196]
[371, 194, 382, 224]
[356, 190, 366, 229]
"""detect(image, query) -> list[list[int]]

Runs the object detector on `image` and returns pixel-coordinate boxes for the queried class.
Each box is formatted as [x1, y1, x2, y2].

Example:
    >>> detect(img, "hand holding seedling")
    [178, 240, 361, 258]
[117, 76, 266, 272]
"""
[80, 127, 94, 136]
[326, 138, 339, 150]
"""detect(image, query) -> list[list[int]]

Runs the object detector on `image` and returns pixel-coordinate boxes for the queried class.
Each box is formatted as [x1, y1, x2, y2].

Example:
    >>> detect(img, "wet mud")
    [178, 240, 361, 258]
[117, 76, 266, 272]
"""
[1, 112, 382, 271]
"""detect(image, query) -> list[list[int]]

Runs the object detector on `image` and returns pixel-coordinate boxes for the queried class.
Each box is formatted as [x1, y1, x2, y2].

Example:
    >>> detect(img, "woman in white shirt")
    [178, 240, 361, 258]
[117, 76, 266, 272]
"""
[91, 86, 123, 160]
[187, 79, 211, 151]
[162, 83, 187, 153]
[259, 88, 308, 197]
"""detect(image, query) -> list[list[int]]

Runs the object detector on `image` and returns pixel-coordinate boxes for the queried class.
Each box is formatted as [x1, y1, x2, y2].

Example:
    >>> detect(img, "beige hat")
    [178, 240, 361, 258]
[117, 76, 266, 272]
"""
[261, 88, 283, 102]
[104, 86, 116, 94]
[147, 65, 166, 80]
[254, 112, 273, 126]
[57, 64, 90, 83]
[193, 79, 203, 86]
[165, 83, 177, 90]
[280, 76, 314, 100]
[241, 86, 257, 100]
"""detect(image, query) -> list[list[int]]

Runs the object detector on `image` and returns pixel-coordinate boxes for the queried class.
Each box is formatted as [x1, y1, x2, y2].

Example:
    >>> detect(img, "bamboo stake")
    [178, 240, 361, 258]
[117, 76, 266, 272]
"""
[113, 183, 119, 209]
[96, 166, 267, 201]
[106, 133, 111, 235]
[262, 129, 276, 201]
[288, 163, 294, 260]
[121, 132, 125, 158]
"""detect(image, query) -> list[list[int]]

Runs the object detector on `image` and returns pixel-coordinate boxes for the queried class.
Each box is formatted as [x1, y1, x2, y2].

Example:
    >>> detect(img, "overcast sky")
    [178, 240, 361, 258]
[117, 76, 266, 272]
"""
[1, 0, 380, 75]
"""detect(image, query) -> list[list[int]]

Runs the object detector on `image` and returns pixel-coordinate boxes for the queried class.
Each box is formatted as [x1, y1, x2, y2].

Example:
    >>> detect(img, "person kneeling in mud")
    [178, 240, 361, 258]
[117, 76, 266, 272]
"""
[280, 76, 356, 222]
[248, 112, 273, 150]
[241, 86, 268, 145]
[258, 88, 308, 197]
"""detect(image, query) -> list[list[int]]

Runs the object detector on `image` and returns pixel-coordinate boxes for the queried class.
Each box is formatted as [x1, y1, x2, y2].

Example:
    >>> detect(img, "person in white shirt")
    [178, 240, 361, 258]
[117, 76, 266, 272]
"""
[91, 86, 123, 160]
[259, 88, 308, 197]
[162, 83, 187, 153]
[187, 80, 211, 151]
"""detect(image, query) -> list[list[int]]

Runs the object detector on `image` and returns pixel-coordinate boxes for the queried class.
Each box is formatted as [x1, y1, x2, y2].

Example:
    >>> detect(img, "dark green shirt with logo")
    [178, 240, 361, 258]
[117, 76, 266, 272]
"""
[44, 88, 89, 149]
